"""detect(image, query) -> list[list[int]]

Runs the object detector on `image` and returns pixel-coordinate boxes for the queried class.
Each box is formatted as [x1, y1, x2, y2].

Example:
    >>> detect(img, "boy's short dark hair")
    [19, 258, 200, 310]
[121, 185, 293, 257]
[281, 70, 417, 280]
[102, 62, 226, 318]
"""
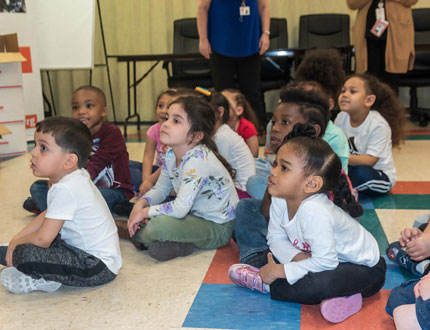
[72, 85, 107, 106]
[36, 117, 92, 168]
[278, 85, 330, 136]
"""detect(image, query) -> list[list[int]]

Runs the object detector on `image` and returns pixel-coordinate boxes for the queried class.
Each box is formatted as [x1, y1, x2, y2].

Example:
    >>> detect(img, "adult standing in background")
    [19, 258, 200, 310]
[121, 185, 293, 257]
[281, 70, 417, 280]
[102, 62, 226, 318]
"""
[347, 0, 417, 79]
[197, 0, 270, 128]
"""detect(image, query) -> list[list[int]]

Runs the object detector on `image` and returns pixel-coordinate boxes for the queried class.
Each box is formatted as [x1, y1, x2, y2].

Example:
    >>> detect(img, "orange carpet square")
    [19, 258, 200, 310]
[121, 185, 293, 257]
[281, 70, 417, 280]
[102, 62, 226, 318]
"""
[203, 239, 240, 284]
[390, 181, 430, 194]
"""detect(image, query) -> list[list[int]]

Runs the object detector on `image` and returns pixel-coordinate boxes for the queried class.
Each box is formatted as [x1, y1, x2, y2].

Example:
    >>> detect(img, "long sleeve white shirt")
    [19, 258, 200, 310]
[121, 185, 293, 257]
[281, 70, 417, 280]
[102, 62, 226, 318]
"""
[267, 194, 380, 285]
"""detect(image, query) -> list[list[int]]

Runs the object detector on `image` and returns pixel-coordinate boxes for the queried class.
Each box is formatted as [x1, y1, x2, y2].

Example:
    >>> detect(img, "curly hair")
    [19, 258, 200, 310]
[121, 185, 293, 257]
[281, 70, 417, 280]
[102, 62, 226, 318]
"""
[349, 74, 406, 148]
[294, 49, 345, 100]
[279, 84, 330, 131]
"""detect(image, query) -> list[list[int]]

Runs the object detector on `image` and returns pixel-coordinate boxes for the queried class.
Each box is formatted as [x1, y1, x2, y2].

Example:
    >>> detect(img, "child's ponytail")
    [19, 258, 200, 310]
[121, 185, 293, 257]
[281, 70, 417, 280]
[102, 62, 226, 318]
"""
[332, 172, 363, 218]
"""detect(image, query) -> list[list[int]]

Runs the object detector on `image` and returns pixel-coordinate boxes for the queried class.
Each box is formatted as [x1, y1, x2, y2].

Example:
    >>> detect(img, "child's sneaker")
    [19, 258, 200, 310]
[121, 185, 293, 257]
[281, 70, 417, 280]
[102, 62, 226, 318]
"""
[320, 293, 362, 323]
[1, 267, 61, 294]
[386, 241, 421, 275]
[228, 264, 270, 294]
[112, 200, 134, 217]
[22, 197, 41, 214]
[148, 241, 194, 261]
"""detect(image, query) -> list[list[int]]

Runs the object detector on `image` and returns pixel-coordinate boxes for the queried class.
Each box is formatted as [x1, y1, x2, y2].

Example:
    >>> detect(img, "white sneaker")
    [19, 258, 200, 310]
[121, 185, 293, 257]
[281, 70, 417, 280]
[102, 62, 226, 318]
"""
[1, 267, 61, 294]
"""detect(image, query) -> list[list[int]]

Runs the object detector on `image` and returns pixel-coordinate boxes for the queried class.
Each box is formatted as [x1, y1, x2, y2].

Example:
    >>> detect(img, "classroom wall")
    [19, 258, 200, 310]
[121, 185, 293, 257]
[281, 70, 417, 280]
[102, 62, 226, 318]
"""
[42, 0, 430, 123]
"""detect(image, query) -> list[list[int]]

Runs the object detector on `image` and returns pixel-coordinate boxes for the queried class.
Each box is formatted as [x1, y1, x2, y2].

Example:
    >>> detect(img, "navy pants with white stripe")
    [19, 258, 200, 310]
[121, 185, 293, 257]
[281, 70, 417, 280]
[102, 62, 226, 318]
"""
[348, 165, 392, 196]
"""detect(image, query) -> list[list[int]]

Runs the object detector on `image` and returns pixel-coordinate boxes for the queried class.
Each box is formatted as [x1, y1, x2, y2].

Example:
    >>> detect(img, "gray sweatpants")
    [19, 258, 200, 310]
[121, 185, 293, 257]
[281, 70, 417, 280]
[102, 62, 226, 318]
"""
[0, 235, 116, 287]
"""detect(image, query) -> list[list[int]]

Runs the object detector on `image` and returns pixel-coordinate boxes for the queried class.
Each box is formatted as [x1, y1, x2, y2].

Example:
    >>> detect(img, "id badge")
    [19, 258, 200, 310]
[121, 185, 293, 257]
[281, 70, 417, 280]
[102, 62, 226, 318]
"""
[370, 19, 389, 38]
[239, 6, 250, 16]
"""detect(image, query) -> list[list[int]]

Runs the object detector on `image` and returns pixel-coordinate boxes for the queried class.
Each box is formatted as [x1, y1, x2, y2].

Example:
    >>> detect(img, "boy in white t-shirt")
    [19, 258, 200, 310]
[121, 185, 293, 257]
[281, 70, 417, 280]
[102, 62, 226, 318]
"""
[0, 117, 122, 294]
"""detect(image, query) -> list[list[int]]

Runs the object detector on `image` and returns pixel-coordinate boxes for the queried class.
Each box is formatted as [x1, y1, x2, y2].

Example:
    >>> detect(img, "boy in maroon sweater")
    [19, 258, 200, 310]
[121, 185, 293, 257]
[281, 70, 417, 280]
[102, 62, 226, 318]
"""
[23, 86, 133, 213]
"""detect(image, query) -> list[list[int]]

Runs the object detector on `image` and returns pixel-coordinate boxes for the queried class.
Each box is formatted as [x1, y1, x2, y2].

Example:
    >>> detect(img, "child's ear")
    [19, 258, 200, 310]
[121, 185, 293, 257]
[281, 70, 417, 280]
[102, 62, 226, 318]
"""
[365, 94, 376, 108]
[304, 175, 323, 194]
[328, 98, 335, 111]
[64, 153, 79, 170]
[236, 106, 244, 117]
[313, 124, 322, 137]
[218, 106, 225, 119]
[191, 131, 204, 144]
[101, 106, 108, 118]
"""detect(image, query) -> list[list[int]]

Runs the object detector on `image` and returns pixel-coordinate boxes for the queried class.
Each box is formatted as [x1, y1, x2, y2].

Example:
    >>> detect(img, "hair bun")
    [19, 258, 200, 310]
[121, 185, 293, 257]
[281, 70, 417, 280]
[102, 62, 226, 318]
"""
[284, 123, 316, 142]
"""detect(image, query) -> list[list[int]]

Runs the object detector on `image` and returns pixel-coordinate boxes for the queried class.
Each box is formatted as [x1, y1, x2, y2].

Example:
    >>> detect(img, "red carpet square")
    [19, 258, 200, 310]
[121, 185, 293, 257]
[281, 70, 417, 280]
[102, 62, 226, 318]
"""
[203, 239, 239, 284]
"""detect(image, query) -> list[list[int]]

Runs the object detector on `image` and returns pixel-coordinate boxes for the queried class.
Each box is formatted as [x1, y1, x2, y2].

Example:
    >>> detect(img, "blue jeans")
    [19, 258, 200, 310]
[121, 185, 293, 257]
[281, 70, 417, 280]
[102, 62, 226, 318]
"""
[386, 279, 430, 330]
[348, 165, 391, 196]
[30, 180, 127, 212]
[234, 198, 269, 263]
[246, 175, 268, 200]
[128, 160, 159, 193]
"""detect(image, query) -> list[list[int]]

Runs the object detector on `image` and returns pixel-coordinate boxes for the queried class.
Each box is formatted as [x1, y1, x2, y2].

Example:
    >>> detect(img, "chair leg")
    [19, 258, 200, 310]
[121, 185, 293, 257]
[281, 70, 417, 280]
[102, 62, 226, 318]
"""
[409, 87, 419, 122]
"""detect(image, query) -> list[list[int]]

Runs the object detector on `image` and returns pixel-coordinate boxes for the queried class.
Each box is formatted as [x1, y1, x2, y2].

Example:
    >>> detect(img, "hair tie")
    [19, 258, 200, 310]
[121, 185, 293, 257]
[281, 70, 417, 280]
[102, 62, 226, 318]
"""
[340, 169, 346, 176]
[195, 86, 211, 96]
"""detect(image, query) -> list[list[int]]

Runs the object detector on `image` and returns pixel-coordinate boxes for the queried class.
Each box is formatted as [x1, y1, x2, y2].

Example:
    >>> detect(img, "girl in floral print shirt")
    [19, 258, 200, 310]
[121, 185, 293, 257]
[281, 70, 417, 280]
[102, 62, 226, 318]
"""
[127, 96, 239, 261]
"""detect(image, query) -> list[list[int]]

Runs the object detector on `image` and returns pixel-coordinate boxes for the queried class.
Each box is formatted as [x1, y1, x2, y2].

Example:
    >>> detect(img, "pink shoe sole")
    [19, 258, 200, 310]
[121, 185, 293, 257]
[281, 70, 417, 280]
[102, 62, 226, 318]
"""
[320, 293, 362, 323]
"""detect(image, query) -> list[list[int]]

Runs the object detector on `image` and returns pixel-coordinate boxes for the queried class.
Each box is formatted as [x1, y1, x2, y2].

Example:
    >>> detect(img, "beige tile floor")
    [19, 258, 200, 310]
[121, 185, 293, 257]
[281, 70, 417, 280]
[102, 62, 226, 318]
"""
[0, 121, 429, 330]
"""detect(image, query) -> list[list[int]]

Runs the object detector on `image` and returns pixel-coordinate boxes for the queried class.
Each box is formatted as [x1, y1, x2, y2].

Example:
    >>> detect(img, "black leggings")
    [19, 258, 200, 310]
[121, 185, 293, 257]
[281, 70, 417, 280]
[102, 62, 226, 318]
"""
[270, 257, 386, 305]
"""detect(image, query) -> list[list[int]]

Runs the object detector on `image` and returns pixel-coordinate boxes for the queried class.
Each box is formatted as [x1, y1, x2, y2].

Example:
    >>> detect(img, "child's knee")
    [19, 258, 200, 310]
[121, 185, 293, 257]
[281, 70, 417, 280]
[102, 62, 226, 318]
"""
[12, 244, 33, 266]
[134, 218, 166, 246]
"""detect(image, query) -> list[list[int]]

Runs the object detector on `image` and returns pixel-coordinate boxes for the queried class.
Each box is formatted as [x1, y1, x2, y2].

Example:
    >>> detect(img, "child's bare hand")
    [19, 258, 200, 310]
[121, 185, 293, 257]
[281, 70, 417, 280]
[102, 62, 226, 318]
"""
[400, 227, 422, 246]
[414, 275, 430, 300]
[5, 242, 17, 267]
[406, 233, 430, 261]
[128, 206, 150, 237]
[127, 212, 146, 237]
[259, 253, 285, 285]
[139, 180, 154, 196]
[292, 252, 310, 262]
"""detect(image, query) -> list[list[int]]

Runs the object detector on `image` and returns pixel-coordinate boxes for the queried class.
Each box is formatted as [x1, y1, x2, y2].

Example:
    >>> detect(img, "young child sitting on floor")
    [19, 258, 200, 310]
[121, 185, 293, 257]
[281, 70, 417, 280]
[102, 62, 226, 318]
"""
[221, 89, 260, 157]
[264, 48, 349, 173]
[210, 92, 255, 199]
[335, 74, 406, 195]
[118, 96, 238, 261]
[0, 117, 122, 294]
[128, 88, 178, 195]
[23, 86, 133, 213]
[387, 216, 430, 276]
[386, 273, 430, 330]
[229, 126, 386, 323]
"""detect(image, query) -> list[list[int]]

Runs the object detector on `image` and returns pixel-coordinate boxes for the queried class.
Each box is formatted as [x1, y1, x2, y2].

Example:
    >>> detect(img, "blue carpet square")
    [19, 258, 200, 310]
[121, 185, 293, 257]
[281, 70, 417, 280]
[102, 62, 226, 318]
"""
[383, 256, 412, 290]
[183, 283, 301, 330]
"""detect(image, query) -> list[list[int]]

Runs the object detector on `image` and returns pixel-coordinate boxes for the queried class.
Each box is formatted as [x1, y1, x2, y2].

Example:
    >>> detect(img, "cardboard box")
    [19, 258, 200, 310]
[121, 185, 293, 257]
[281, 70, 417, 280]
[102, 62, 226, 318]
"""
[0, 33, 26, 64]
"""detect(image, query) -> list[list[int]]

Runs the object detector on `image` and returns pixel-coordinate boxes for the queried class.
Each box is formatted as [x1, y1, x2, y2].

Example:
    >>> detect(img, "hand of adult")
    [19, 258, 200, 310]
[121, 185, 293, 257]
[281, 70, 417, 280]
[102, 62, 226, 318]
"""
[259, 33, 270, 55]
[199, 39, 212, 59]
